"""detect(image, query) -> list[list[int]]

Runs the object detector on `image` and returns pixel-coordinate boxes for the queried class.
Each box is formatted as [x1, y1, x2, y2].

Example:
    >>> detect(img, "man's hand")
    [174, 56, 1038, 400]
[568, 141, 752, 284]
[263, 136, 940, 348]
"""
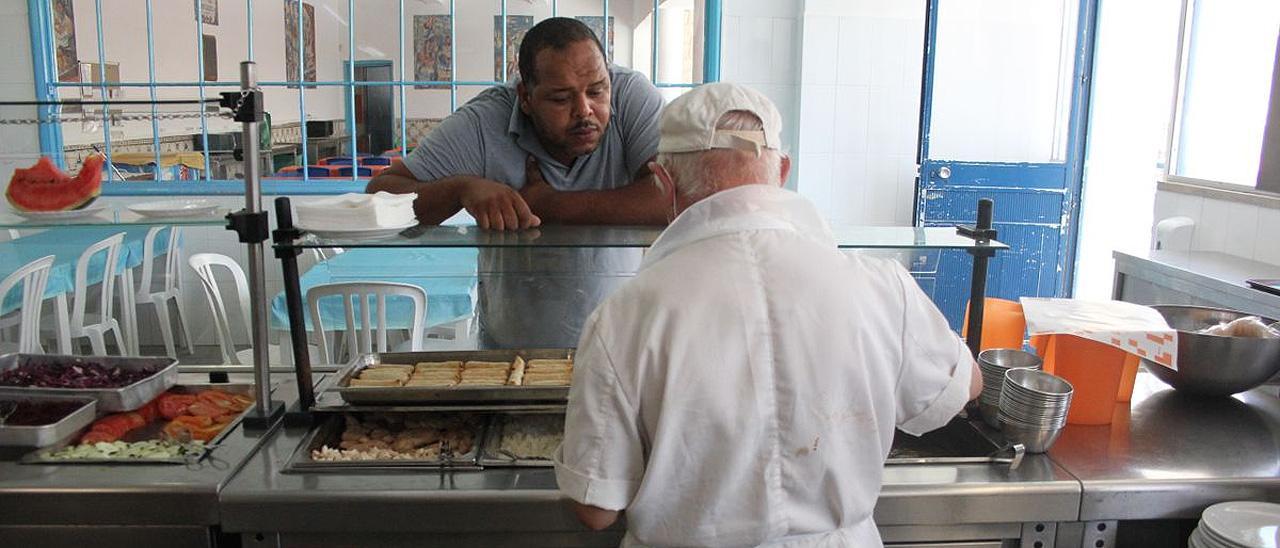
[459, 178, 541, 231]
[519, 155, 562, 223]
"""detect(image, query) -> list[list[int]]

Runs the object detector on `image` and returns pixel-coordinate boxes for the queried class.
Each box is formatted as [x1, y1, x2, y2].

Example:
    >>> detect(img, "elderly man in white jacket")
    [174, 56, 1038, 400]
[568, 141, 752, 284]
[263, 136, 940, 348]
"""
[554, 83, 983, 547]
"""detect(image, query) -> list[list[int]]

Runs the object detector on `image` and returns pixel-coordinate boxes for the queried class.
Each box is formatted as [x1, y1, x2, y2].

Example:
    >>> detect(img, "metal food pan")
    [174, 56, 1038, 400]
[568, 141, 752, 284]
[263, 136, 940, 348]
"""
[20, 383, 257, 465]
[478, 412, 564, 468]
[0, 354, 179, 412]
[332, 349, 573, 405]
[285, 412, 485, 472]
[0, 395, 97, 447]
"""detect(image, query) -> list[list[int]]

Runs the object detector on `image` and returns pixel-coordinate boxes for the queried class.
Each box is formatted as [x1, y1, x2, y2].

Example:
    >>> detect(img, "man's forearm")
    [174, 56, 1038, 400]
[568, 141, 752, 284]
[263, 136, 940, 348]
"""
[543, 179, 668, 225]
[366, 174, 465, 225]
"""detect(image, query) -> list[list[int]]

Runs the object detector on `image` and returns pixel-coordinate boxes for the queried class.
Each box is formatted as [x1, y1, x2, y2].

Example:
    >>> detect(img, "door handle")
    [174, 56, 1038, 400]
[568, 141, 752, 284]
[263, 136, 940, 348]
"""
[937, 166, 951, 179]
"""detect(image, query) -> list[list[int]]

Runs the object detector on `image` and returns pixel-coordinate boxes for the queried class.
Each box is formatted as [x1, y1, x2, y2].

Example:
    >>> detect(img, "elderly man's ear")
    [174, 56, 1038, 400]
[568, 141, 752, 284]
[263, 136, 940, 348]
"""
[647, 160, 676, 197]
[778, 154, 792, 187]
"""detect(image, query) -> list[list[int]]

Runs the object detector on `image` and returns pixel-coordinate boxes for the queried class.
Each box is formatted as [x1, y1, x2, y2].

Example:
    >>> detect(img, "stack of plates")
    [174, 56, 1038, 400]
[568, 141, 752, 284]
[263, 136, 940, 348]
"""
[997, 367, 1072, 453]
[976, 349, 1043, 428]
[1189, 501, 1280, 548]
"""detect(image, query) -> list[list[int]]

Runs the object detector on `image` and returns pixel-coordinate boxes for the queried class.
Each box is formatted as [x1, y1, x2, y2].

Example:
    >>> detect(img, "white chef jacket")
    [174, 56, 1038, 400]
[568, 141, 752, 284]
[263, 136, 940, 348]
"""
[554, 184, 973, 548]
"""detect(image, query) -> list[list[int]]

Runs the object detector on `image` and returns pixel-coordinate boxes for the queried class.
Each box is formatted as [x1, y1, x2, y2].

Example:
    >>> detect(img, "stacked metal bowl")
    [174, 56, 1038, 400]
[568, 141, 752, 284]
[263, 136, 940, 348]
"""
[997, 368, 1073, 453]
[976, 349, 1043, 428]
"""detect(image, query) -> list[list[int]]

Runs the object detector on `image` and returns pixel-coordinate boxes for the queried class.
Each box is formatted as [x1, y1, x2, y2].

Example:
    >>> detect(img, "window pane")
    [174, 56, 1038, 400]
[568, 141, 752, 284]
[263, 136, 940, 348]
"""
[1172, 0, 1280, 187]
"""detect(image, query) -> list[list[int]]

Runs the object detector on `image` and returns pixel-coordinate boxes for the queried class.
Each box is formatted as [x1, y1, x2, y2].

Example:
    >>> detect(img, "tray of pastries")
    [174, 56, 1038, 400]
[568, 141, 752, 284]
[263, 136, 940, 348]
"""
[478, 413, 565, 468]
[331, 350, 574, 405]
[286, 411, 483, 471]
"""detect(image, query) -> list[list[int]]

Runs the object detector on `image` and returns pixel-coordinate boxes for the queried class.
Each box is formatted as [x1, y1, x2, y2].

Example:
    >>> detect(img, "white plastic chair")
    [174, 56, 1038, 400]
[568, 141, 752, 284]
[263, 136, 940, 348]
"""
[189, 252, 311, 366]
[135, 226, 194, 358]
[306, 282, 427, 365]
[44, 233, 128, 355]
[0, 255, 54, 353]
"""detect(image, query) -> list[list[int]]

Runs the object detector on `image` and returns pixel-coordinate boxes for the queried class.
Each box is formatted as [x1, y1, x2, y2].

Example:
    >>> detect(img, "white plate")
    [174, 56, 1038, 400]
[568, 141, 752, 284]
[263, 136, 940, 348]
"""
[127, 199, 220, 218]
[10, 205, 108, 220]
[296, 220, 418, 240]
[1201, 501, 1280, 548]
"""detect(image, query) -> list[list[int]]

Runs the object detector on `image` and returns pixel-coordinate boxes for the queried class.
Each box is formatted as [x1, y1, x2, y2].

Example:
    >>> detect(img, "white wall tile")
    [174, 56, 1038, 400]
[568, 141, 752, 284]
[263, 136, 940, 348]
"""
[800, 16, 838, 85]
[1151, 189, 1177, 223]
[829, 153, 867, 222]
[832, 85, 869, 154]
[1254, 207, 1280, 266]
[798, 84, 836, 154]
[797, 153, 833, 217]
[1191, 197, 1231, 252]
[738, 16, 776, 84]
[719, 15, 743, 82]
[836, 17, 873, 87]
[1222, 201, 1260, 260]
[894, 158, 917, 226]
[770, 18, 798, 85]
[725, 0, 801, 19]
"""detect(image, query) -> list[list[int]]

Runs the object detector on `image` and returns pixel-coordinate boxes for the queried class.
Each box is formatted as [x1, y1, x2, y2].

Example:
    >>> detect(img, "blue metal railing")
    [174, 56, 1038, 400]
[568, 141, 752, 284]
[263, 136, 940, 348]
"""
[24, 0, 723, 195]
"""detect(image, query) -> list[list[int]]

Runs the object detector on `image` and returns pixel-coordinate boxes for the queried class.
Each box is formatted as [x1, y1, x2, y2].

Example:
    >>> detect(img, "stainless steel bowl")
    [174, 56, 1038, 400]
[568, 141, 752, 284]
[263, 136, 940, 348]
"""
[1145, 305, 1280, 397]
[997, 418, 1063, 453]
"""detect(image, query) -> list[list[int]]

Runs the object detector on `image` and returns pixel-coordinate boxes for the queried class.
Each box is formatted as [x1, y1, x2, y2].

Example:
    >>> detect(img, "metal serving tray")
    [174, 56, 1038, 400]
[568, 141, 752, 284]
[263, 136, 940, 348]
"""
[284, 412, 485, 472]
[0, 395, 97, 447]
[478, 412, 563, 468]
[20, 383, 257, 465]
[331, 350, 573, 405]
[0, 354, 179, 412]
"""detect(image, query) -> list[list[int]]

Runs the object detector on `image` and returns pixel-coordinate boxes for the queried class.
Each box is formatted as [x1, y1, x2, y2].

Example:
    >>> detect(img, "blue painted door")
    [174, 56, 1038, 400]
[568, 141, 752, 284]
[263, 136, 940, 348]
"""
[915, 0, 1098, 328]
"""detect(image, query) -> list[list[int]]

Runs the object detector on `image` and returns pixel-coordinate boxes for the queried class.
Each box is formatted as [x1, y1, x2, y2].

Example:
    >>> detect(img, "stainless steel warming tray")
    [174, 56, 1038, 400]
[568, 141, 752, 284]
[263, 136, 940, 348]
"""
[284, 411, 485, 472]
[330, 350, 573, 405]
[20, 383, 257, 465]
[0, 394, 97, 447]
[0, 353, 179, 412]
[477, 412, 563, 468]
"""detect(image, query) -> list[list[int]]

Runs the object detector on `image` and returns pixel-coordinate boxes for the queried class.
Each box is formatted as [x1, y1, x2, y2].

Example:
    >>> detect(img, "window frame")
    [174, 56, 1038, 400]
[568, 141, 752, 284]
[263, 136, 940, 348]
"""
[25, 0, 723, 197]
[1162, 0, 1280, 199]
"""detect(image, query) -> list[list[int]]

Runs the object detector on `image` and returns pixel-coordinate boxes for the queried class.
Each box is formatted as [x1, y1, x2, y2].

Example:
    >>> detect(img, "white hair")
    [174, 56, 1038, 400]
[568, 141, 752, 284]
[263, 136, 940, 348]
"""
[655, 110, 783, 199]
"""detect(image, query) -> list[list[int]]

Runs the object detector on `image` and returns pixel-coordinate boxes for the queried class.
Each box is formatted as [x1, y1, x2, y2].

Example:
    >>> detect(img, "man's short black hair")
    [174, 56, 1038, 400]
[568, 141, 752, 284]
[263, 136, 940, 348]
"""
[518, 17, 608, 86]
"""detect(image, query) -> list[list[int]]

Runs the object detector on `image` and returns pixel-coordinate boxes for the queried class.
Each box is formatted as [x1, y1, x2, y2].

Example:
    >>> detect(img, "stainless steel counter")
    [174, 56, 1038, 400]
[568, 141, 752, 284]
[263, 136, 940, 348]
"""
[1113, 250, 1280, 319]
[1048, 370, 1280, 521]
[0, 374, 280, 547]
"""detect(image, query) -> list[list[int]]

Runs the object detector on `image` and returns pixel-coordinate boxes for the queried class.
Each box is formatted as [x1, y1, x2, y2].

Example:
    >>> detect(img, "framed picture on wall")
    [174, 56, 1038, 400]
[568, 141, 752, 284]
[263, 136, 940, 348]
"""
[284, 0, 317, 87]
[202, 35, 217, 81]
[53, 0, 79, 82]
[494, 15, 534, 82]
[575, 16, 615, 61]
[200, 0, 218, 26]
[413, 15, 452, 90]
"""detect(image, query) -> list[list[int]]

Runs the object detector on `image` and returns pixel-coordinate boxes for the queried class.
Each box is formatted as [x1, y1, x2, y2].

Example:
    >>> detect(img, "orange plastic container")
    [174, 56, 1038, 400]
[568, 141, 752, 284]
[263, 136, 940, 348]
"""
[1037, 335, 1140, 425]
[961, 298, 1027, 352]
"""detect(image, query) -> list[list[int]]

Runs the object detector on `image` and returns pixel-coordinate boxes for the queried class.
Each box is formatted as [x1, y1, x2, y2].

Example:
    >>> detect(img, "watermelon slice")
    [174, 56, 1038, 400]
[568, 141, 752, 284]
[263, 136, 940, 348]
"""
[5, 155, 104, 212]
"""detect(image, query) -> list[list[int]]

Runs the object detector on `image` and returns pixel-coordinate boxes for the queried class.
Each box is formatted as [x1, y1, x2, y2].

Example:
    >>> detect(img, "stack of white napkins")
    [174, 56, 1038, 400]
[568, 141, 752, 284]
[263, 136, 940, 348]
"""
[294, 192, 417, 230]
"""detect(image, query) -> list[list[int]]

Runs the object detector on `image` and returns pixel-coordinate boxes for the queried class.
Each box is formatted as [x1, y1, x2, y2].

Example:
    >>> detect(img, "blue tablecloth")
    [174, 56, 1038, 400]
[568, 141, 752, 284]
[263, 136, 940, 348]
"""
[269, 248, 478, 331]
[0, 227, 158, 315]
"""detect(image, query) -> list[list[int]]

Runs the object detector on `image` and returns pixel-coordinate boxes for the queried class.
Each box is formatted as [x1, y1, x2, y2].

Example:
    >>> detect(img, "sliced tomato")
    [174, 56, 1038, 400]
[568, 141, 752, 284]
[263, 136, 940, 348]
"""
[136, 400, 160, 423]
[157, 394, 197, 419]
[186, 401, 226, 417]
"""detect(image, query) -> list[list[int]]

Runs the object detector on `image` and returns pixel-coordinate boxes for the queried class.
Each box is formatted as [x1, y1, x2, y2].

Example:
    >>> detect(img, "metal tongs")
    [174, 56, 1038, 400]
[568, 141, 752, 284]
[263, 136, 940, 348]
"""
[989, 442, 1026, 469]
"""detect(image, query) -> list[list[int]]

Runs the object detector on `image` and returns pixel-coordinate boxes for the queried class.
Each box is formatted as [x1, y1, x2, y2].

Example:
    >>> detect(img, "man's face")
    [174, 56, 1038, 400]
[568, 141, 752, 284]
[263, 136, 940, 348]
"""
[518, 40, 611, 165]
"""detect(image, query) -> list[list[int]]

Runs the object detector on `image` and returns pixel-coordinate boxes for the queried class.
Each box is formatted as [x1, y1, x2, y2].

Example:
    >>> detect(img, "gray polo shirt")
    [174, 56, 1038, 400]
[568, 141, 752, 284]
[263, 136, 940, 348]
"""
[401, 65, 663, 349]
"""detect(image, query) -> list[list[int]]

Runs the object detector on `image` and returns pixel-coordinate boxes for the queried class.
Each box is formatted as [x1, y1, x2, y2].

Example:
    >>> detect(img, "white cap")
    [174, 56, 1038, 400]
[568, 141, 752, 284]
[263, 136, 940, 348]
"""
[657, 83, 782, 155]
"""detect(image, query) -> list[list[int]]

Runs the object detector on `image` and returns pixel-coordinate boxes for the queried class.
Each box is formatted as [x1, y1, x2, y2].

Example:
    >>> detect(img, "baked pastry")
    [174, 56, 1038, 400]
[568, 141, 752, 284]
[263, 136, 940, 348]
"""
[414, 361, 463, 374]
[507, 356, 526, 386]
[349, 377, 403, 387]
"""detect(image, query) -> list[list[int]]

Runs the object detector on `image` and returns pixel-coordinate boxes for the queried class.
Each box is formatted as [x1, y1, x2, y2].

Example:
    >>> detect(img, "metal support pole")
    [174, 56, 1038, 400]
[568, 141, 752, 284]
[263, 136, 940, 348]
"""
[225, 61, 284, 429]
[962, 199, 996, 357]
[241, 62, 271, 415]
[274, 198, 315, 412]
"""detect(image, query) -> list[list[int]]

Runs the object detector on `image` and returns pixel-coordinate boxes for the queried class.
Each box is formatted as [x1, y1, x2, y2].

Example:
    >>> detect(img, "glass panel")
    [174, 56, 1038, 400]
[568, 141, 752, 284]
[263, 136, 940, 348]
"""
[0, 208, 232, 229]
[928, 0, 1079, 163]
[280, 224, 1009, 250]
[1172, 0, 1280, 186]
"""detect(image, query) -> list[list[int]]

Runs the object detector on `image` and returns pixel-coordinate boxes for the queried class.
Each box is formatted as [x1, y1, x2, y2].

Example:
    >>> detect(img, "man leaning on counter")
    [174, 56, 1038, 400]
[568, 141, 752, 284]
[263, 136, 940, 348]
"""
[555, 83, 983, 547]
[367, 17, 667, 349]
